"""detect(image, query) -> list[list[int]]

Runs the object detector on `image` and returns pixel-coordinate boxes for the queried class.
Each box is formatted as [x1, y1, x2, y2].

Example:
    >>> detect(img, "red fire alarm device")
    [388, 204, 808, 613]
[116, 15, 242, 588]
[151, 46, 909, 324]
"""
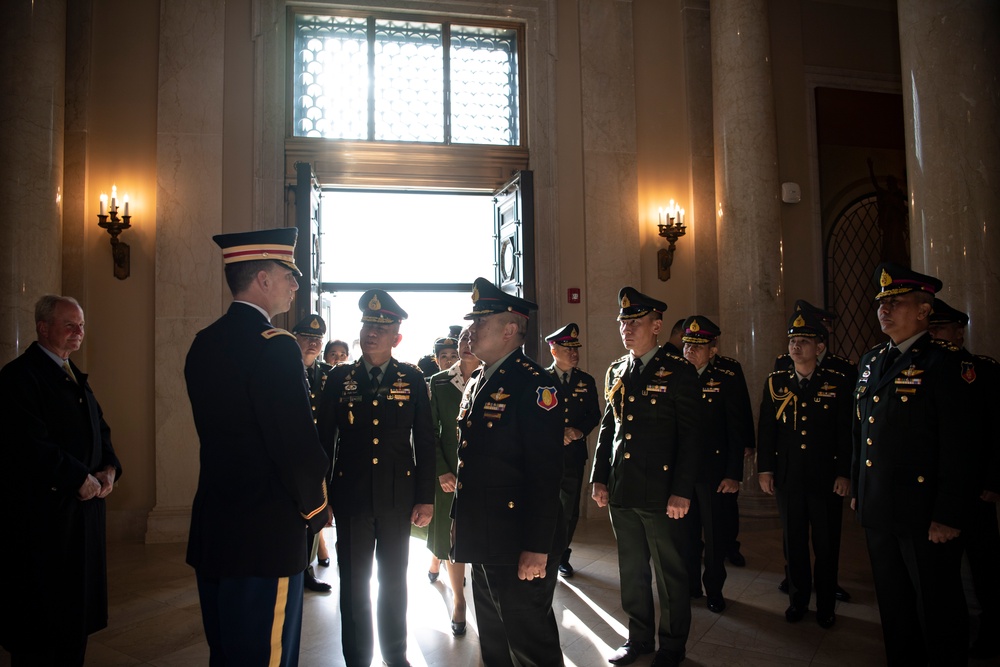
[567, 288, 581, 304]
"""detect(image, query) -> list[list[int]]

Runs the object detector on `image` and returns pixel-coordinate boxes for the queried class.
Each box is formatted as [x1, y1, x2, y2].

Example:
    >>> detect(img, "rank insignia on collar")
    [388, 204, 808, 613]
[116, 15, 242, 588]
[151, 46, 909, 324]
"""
[961, 361, 976, 384]
[536, 386, 558, 411]
[901, 367, 924, 377]
[654, 368, 672, 378]
[491, 389, 510, 401]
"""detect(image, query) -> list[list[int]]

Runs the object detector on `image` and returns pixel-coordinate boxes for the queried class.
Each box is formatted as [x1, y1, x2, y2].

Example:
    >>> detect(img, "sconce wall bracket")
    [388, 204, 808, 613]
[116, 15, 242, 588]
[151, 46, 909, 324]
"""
[656, 223, 687, 282]
[98, 213, 132, 280]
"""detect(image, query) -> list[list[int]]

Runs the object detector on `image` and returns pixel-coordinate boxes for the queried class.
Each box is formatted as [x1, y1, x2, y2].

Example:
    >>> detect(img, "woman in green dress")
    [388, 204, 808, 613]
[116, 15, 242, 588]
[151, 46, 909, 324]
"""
[425, 327, 478, 636]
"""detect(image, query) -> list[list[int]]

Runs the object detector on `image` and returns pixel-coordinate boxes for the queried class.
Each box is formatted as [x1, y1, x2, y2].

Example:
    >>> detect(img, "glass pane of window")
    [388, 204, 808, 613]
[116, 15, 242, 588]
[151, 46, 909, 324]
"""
[320, 191, 494, 284]
[324, 290, 472, 367]
[293, 15, 370, 139]
[450, 26, 519, 145]
[374, 20, 444, 142]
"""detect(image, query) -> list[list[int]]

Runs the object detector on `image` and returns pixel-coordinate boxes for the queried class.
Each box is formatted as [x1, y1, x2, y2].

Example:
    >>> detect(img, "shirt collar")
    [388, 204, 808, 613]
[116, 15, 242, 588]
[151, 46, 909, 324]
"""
[233, 300, 271, 322]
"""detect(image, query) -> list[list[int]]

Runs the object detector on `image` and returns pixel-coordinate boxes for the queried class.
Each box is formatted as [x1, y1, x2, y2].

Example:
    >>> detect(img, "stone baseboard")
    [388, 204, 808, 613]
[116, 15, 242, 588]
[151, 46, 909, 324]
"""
[145, 505, 192, 544]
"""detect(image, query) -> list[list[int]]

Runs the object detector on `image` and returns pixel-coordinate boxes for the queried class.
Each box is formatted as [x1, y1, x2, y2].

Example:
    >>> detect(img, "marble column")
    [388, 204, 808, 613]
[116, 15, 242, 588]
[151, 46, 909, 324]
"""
[0, 0, 66, 364]
[898, 0, 1000, 360]
[710, 1, 785, 516]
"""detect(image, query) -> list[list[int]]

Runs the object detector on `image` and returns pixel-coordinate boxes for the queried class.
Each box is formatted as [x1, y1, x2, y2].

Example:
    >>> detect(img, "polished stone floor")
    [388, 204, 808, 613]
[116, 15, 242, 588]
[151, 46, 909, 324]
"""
[1, 513, 994, 666]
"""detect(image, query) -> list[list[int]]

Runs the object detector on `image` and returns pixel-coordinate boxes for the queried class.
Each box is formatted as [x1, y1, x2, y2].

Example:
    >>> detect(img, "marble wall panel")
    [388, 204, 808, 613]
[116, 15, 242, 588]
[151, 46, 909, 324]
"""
[579, 0, 638, 155]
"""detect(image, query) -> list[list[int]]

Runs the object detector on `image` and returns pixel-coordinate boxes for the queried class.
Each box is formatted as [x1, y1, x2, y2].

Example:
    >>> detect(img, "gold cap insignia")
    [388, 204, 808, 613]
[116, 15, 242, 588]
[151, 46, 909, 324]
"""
[472, 286, 480, 302]
[309, 319, 320, 330]
[621, 295, 631, 308]
[689, 320, 701, 332]
[368, 295, 381, 310]
[571, 327, 578, 338]
[880, 269, 892, 287]
[792, 314, 806, 327]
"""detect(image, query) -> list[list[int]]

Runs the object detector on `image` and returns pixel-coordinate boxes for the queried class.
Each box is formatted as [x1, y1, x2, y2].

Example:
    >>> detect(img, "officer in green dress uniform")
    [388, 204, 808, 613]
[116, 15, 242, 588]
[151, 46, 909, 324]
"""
[680, 316, 754, 614]
[591, 287, 703, 667]
[928, 298, 1000, 659]
[544, 323, 601, 577]
[292, 313, 335, 592]
[758, 310, 851, 629]
[852, 263, 978, 666]
[185, 228, 329, 667]
[451, 278, 566, 667]
[317, 290, 435, 667]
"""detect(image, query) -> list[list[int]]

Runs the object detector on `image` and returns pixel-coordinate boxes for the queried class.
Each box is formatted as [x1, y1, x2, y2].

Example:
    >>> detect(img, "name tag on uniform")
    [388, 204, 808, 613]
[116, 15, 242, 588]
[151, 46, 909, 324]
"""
[817, 391, 836, 398]
[389, 393, 411, 401]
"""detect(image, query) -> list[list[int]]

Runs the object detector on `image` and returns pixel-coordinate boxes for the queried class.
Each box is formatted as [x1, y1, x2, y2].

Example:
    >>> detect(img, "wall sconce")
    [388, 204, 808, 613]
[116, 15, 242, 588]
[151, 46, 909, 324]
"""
[656, 200, 686, 281]
[97, 184, 132, 280]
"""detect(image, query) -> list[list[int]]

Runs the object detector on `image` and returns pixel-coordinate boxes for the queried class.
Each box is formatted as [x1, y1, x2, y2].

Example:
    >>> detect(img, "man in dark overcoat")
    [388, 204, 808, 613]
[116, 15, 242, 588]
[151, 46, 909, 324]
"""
[451, 277, 566, 667]
[0, 295, 122, 666]
[852, 263, 978, 666]
[680, 316, 753, 614]
[758, 310, 852, 629]
[544, 322, 601, 578]
[186, 228, 329, 667]
[591, 287, 703, 667]
[318, 289, 434, 667]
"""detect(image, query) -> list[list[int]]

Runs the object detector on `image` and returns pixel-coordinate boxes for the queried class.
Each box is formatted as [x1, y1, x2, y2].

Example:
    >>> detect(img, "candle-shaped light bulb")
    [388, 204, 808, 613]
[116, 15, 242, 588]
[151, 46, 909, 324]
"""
[679, 208, 685, 226]
[99, 193, 107, 216]
[123, 193, 130, 217]
[658, 207, 664, 225]
[111, 184, 117, 211]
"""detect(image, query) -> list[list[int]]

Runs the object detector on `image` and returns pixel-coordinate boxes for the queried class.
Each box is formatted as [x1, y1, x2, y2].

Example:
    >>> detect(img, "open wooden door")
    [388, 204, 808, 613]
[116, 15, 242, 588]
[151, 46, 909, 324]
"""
[493, 170, 537, 360]
[292, 162, 322, 325]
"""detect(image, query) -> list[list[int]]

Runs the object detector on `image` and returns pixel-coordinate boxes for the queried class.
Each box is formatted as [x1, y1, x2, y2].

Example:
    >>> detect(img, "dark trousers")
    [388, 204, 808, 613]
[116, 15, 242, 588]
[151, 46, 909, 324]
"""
[559, 458, 585, 560]
[683, 482, 728, 598]
[720, 489, 741, 556]
[195, 570, 305, 667]
[775, 487, 841, 614]
[865, 527, 968, 666]
[335, 511, 411, 667]
[609, 505, 691, 657]
[966, 498, 1000, 631]
[10, 637, 87, 666]
[471, 558, 564, 667]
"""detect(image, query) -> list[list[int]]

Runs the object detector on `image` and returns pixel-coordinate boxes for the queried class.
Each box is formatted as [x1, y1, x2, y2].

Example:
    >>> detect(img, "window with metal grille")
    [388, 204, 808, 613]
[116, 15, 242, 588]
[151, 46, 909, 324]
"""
[291, 12, 521, 146]
[825, 194, 886, 364]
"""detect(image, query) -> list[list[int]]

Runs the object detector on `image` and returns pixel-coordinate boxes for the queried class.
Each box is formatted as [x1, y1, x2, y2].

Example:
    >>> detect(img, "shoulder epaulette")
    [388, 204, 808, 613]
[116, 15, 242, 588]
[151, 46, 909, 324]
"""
[828, 352, 854, 364]
[930, 339, 960, 352]
[398, 361, 423, 372]
[821, 367, 847, 378]
[974, 354, 999, 366]
[611, 353, 630, 366]
[261, 327, 295, 340]
[767, 369, 789, 378]
[662, 351, 686, 363]
[711, 366, 735, 377]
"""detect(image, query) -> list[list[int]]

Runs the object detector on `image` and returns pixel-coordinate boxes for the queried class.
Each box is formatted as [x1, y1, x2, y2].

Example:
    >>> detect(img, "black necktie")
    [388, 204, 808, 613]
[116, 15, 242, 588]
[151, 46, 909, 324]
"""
[561, 371, 569, 387]
[883, 346, 901, 373]
[370, 366, 382, 390]
[799, 376, 810, 392]
[629, 358, 643, 385]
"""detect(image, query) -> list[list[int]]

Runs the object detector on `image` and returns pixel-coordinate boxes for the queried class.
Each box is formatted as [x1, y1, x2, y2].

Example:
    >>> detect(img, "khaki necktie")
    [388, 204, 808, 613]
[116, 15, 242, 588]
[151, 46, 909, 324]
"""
[63, 360, 78, 384]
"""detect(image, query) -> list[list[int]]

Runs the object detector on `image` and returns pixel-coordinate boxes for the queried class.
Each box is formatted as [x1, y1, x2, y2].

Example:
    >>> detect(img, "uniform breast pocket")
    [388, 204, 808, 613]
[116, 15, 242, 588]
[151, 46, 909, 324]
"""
[385, 398, 416, 428]
[487, 486, 523, 551]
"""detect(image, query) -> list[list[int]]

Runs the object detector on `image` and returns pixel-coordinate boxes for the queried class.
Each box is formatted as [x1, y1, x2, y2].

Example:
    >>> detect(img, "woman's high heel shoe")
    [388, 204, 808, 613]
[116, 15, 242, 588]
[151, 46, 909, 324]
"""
[317, 557, 330, 567]
[451, 619, 467, 636]
[428, 570, 439, 583]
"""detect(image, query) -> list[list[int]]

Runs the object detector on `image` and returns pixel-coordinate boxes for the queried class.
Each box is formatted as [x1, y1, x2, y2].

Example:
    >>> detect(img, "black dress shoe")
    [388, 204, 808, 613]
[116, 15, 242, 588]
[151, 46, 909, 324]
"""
[558, 561, 574, 577]
[726, 550, 746, 567]
[304, 572, 332, 592]
[785, 605, 806, 623]
[834, 585, 851, 602]
[428, 570, 439, 583]
[707, 596, 726, 614]
[317, 557, 330, 567]
[608, 641, 654, 665]
[649, 648, 684, 667]
[817, 612, 836, 629]
[451, 619, 467, 637]
[690, 589, 704, 599]
[778, 577, 789, 593]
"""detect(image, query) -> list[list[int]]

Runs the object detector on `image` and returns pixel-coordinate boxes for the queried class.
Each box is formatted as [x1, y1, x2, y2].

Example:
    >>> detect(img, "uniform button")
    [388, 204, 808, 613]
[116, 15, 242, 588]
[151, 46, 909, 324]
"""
[800, 444, 807, 450]
[507, 501, 515, 509]
[901, 396, 909, 403]
[457, 482, 463, 489]
[628, 396, 635, 402]
[624, 452, 631, 459]
[461, 441, 468, 448]
[707, 398, 713, 403]
[373, 418, 379, 425]
[651, 398, 657, 405]
[466, 420, 472, 427]
[715, 449, 720, 454]
[824, 405, 829, 410]
[372, 457, 379, 464]
[663, 465, 669, 471]
[867, 438, 873, 445]
[866, 459, 872, 467]
[373, 438, 379, 445]
[801, 402, 807, 408]
[487, 422, 493, 429]
[406, 470, 411, 476]
[917, 476, 925, 483]
[337, 471, 344, 477]
[627, 415, 634, 421]
[349, 402, 354, 408]
[869, 416, 875, 423]
[800, 430, 807, 436]
[565, 418, 569, 423]
[801, 416, 808, 421]
[398, 401, 404, 406]
[458, 460, 464, 468]
[625, 433, 632, 440]
[373, 399, 379, 406]
[873, 396, 880, 403]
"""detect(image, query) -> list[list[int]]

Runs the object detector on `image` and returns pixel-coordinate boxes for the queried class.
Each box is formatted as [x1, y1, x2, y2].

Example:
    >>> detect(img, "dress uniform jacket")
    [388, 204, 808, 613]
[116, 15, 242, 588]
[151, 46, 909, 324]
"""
[185, 303, 329, 578]
[774, 350, 856, 379]
[545, 365, 601, 467]
[451, 352, 565, 564]
[306, 359, 333, 423]
[758, 367, 852, 491]
[0, 342, 123, 651]
[319, 358, 435, 516]
[591, 347, 703, 508]
[693, 362, 753, 485]
[425, 366, 466, 559]
[852, 333, 978, 533]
